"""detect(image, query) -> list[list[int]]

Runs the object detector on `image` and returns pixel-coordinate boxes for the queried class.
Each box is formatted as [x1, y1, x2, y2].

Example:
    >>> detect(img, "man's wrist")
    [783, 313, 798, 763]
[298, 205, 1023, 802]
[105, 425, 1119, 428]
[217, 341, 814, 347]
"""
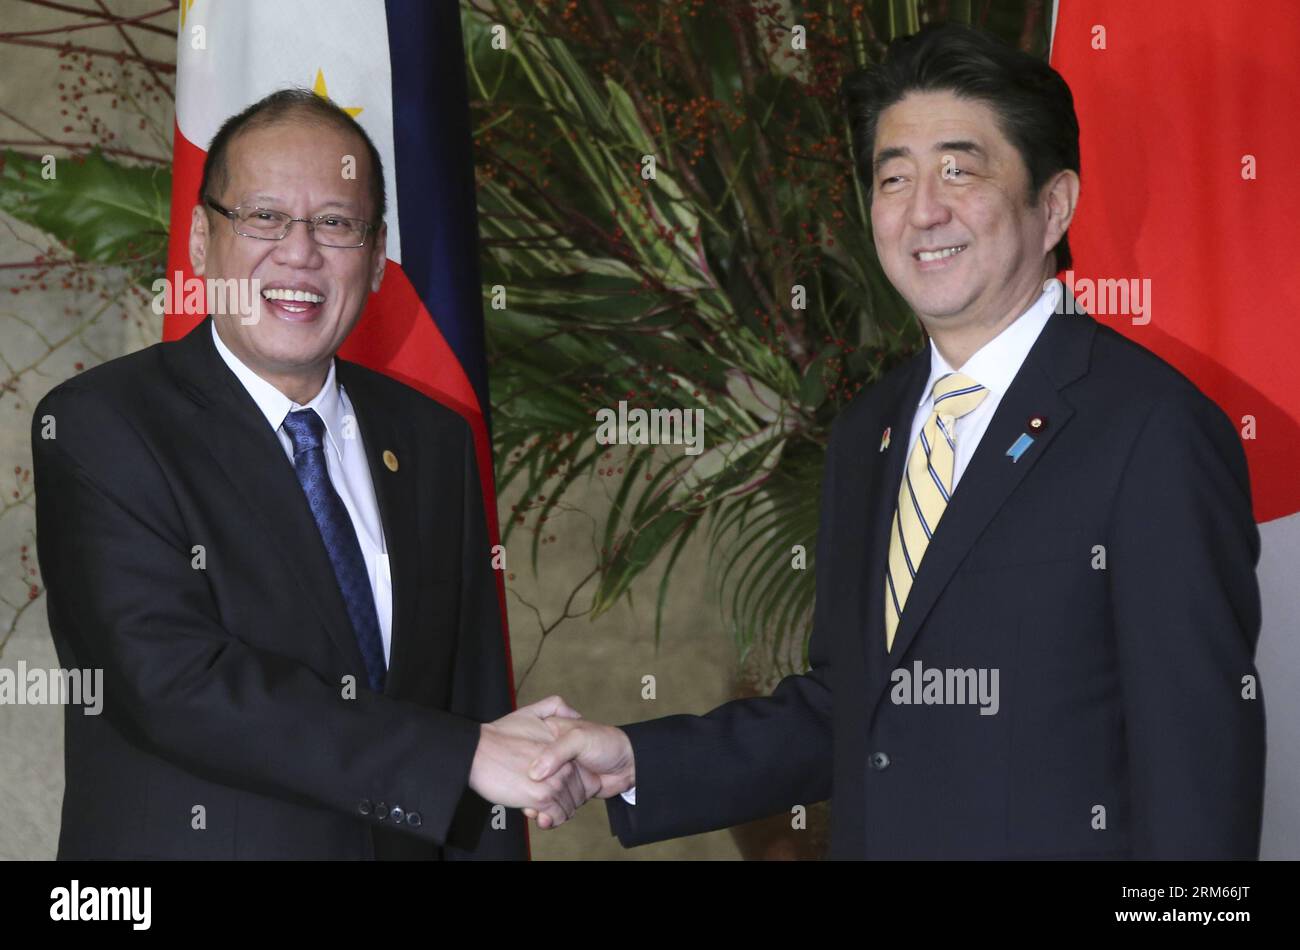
[466, 723, 491, 796]
[616, 727, 635, 795]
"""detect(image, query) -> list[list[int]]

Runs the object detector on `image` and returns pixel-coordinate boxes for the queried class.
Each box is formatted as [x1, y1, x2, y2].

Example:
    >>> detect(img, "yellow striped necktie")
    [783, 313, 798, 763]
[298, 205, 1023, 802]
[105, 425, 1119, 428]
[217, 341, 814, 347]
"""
[884, 372, 988, 652]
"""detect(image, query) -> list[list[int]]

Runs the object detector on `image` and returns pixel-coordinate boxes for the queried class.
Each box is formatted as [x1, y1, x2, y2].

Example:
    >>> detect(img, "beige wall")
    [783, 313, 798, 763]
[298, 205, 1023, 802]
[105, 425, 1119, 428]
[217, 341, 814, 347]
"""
[499, 472, 741, 860]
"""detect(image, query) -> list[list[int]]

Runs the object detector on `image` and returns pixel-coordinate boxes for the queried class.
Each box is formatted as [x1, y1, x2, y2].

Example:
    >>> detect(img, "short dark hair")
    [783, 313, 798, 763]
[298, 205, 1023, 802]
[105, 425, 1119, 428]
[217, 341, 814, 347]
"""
[842, 23, 1079, 271]
[198, 87, 387, 225]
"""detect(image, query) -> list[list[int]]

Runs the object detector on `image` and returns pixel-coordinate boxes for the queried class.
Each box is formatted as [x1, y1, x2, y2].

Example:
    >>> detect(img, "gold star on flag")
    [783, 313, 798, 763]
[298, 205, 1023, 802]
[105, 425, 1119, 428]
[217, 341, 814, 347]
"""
[312, 69, 363, 118]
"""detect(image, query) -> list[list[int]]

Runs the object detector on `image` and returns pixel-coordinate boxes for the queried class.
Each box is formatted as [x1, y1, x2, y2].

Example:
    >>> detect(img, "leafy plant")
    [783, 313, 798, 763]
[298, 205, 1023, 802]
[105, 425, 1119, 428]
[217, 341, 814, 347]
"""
[0, 148, 169, 286]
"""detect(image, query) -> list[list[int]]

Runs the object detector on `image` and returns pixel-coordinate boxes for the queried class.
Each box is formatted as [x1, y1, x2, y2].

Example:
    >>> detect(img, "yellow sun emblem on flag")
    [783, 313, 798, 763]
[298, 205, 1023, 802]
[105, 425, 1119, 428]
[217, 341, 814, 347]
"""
[312, 69, 363, 118]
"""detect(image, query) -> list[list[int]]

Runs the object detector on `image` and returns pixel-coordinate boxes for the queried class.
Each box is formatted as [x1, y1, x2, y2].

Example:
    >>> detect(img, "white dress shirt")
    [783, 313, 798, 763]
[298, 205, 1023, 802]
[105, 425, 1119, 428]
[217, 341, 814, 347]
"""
[211, 321, 393, 665]
[620, 280, 1061, 808]
[906, 278, 1060, 490]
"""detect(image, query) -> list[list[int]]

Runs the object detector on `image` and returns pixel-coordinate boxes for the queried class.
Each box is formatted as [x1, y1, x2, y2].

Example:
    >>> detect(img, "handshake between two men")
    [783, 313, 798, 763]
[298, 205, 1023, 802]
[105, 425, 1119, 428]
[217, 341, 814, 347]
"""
[467, 696, 635, 829]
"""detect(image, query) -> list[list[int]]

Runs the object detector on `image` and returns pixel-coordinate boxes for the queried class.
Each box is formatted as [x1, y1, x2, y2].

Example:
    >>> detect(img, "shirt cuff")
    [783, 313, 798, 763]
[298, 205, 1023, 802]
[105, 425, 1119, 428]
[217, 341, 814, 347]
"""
[620, 786, 636, 806]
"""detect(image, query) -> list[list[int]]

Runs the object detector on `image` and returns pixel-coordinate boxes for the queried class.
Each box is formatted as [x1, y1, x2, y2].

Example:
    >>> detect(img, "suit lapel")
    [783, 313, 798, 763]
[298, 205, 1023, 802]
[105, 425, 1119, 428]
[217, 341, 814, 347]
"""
[161, 317, 370, 676]
[334, 361, 422, 698]
[865, 308, 1097, 710]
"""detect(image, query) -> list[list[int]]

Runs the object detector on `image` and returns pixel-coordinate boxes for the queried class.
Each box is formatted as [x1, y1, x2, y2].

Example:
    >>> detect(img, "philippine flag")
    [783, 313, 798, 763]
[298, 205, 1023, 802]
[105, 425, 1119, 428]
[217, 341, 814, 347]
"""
[1051, 0, 1300, 856]
[162, 1, 516, 699]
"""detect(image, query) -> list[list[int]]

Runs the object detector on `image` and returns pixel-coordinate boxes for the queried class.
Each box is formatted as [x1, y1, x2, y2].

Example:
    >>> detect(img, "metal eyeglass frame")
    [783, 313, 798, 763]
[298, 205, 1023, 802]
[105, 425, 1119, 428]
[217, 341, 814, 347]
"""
[203, 196, 377, 248]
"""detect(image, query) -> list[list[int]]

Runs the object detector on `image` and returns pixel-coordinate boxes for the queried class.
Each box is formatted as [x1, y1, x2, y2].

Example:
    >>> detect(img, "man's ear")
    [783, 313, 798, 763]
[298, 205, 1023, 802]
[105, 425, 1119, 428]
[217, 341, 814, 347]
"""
[189, 204, 209, 276]
[369, 222, 387, 293]
[1041, 168, 1080, 258]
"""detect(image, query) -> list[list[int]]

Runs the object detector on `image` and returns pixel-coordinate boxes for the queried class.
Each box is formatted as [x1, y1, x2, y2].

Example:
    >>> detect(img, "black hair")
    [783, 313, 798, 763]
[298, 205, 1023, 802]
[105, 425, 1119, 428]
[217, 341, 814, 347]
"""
[842, 22, 1080, 270]
[198, 87, 386, 224]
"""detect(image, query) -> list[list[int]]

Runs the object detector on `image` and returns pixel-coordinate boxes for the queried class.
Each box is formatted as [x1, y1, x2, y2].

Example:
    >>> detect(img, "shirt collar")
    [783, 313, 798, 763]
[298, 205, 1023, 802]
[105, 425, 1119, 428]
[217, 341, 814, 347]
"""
[210, 320, 347, 463]
[918, 278, 1061, 408]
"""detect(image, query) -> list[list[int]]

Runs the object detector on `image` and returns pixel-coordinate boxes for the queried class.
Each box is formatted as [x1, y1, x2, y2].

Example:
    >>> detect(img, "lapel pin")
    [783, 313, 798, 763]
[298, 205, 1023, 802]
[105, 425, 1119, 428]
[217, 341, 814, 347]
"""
[1027, 414, 1048, 432]
[382, 449, 399, 472]
[1006, 433, 1034, 463]
[879, 427, 891, 453]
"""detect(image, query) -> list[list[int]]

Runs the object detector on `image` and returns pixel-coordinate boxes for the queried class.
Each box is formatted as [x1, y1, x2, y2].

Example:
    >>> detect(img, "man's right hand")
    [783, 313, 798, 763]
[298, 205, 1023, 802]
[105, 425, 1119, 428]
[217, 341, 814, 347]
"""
[467, 696, 599, 828]
[524, 718, 637, 828]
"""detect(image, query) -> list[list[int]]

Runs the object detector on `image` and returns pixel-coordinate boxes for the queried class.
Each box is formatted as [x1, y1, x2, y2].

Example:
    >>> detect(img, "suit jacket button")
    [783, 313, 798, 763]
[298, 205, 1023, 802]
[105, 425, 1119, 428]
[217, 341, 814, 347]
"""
[358, 799, 373, 816]
[390, 806, 404, 823]
[869, 752, 891, 771]
[376, 801, 388, 820]
[406, 811, 422, 828]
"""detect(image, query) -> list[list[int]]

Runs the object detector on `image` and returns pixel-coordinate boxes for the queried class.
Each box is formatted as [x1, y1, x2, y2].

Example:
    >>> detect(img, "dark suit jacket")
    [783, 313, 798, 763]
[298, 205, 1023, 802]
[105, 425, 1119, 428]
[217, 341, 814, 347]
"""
[606, 306, 1266, 859]
[32, 315, 525, 860]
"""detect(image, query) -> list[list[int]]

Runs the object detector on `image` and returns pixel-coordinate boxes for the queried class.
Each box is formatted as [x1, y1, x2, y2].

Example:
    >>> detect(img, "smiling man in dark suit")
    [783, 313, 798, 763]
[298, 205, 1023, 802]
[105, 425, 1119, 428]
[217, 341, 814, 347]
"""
[31, 88, 593, 860]
[527, 24, 1266, 859]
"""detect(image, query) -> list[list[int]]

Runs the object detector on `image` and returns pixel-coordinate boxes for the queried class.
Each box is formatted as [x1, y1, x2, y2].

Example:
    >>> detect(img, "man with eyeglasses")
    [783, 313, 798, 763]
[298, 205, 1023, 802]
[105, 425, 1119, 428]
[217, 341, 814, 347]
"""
[31, 88, 594, 860]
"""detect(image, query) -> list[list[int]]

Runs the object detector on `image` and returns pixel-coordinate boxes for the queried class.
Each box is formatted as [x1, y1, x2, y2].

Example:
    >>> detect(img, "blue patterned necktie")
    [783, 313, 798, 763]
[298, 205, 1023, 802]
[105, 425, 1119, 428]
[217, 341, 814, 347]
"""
[281, 408, 386, 691]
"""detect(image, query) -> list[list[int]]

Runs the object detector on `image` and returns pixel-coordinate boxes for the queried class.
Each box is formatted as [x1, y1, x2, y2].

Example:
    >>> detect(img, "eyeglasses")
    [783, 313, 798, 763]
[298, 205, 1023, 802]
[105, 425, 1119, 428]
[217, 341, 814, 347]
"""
[204, 196, 377, 248]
